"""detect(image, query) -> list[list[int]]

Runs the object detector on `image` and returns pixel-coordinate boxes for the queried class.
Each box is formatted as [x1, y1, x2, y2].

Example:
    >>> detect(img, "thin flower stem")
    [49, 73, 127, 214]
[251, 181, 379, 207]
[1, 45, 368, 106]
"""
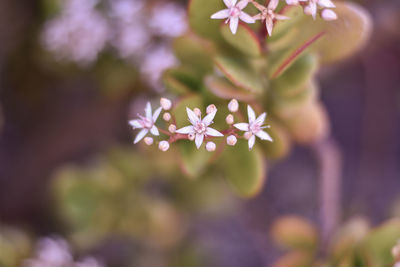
[158, 128, 172, 136]
[313, 137, 342, 249]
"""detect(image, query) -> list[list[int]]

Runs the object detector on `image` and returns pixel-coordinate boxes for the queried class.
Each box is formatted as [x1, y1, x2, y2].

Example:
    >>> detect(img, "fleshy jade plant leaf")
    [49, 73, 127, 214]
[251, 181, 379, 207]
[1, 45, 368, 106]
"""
[162, 68, 202, 95]
[271, 53, 318, 98]
[173, 34, 215, 75]
[172, 95, 213, 178]
[220, 23, 262, 57]
[215, 56, 265, 94]
[267, 2, 372, 78]
[188, 0, 225, 41]
[362, 219, 400, 266]
[270, 215, 318, 250]
[218, 140, 266, 197]
[205, 76, 256, 102]
[259, 119, 291, 160]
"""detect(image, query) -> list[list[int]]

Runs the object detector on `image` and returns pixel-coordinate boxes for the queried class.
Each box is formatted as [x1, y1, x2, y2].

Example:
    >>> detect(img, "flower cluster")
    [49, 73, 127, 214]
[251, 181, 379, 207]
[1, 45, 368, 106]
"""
[41, 0, 186, 89]
[129, 98, 273, 152]
[24, 237, 104, 267]
[211, 0, 337, 35]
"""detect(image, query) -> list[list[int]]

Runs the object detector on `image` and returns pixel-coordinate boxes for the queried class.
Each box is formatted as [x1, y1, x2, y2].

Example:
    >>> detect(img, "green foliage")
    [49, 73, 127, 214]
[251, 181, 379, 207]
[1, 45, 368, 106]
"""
[0, 226, 32, 267]
[218, 140, 266, 197]
[220, 23, 262, 57]
[166, 0, 372, 196]
[270, 216, 400, 267]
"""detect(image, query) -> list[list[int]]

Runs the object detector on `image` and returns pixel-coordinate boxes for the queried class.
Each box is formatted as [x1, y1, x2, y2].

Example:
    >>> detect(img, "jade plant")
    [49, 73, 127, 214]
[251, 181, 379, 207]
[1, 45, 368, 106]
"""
[270, 215, 400, 266]
[128, 0, 372, 197]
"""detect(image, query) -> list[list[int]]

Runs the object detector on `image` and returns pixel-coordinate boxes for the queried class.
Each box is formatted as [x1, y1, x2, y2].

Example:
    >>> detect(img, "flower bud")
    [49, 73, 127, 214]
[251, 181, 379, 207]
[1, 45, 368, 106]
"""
[228, 99, 239, 113]
[188, 133, 195, 141]
[227, 135, 237, 146]
[286, 0, 299, 5]
[206, 104, 217, 114]
[225, 114, 234, 125]
[321, 9, 337, 21]
[158, 141, 170, 152]
[206, 141, 216, 152]
[168, 124, 176, 133]
[163, 112, 171, 121]
[193, 108, 201, 117]
[144, 137, 154, 145]
[244, 131, 253, 140]
[160, 98, 172, 110]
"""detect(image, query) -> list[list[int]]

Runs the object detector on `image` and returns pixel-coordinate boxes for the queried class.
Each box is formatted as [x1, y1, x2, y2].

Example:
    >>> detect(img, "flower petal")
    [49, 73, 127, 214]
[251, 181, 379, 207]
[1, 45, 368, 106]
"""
[195, 134, 204, 149]
[266, 16, 274, 36]
[134, 129, 148, 144]
[247, 105, 256, 123]
[275, 14, 290, 20]
[255, 112, 267, 125]
[223, 0, 233, 7]
[186, 107, 199, 125]
[318, 0, 335, 8]
[236, 0, 249, 10]
[256, 130, 273, 141]
[231, 0, 238, 6]
[268, 0, 279, 10]
[202, 110, 216, 126]
[234, 123, 249, 131]
[230, 17, 239, 34]
[253, 13, 263, 20]
[239, 12, 255, 24]
[211, 9, 230, 19]
[248, 135, 256, 150]
[176, 125, 194, 134]
[150, 125, 159, 136]
[129, 120, 142, 129]
[152, 107, 162, 122]
[145, 102, 152, 120]
[206, 127, 224, 137]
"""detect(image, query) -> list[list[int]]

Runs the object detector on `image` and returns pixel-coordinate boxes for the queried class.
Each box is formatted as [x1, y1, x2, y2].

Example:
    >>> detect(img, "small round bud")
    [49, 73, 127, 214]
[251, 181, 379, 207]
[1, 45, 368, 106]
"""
[304, 5, 313, 16]
[227, 135, 237, 146]
[168, 124, 176, 133]
[244, 131, 253, 140]
[321, 9, 337, 21]
[163, 112, 171, 121]
[225, 114, 234, 125]
[206, 104, 217, 114]
[286, 0, 299, 5]
[144, 137, 154, 145]
[228, 99, 239, 113]
[188, 133, 195, 141]
[193, 108, 201, 117]
[160, 98, 172, 110]
[158, 141, 170, 152]
[206, 141, 216, 152]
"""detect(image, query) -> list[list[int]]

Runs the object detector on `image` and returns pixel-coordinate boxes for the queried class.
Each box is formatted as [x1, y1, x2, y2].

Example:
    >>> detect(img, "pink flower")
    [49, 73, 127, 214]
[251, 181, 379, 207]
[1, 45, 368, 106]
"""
[253, 0, 290, 36]
[129, 102, 162, 144]
[176, 107, 224, 149]
[211, 0, 255, 34]
[234, 105, 273, 150]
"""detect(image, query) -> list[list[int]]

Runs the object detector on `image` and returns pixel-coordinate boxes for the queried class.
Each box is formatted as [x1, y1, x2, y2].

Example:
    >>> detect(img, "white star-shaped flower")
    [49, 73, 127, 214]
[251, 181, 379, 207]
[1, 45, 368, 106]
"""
[234, 105, 273, 150]
[253, 0, 289, 36]
[211, 0, 255, 35]
[176, 107, 224, 149]
[129, 102, 162, 144]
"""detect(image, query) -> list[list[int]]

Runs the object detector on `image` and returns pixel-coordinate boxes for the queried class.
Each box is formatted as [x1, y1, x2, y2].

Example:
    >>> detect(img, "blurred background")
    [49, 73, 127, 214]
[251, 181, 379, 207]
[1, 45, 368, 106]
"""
[0, 0, 399, 266]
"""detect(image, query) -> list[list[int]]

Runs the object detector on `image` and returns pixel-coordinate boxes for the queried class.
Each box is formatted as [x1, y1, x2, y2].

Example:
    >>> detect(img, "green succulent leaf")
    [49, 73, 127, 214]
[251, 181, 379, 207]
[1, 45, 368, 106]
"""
[220, 23, 262, 57]
[163, 68, 202, 95]
[205, 76, 256, 102]
[271, 53, 318, 98]
[215, 56, 265, 94]
[362, 219, 400, 266]
[173, 34, 215, 75]
[188, 0, 225, 41]
[219, 140, 267, 197]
